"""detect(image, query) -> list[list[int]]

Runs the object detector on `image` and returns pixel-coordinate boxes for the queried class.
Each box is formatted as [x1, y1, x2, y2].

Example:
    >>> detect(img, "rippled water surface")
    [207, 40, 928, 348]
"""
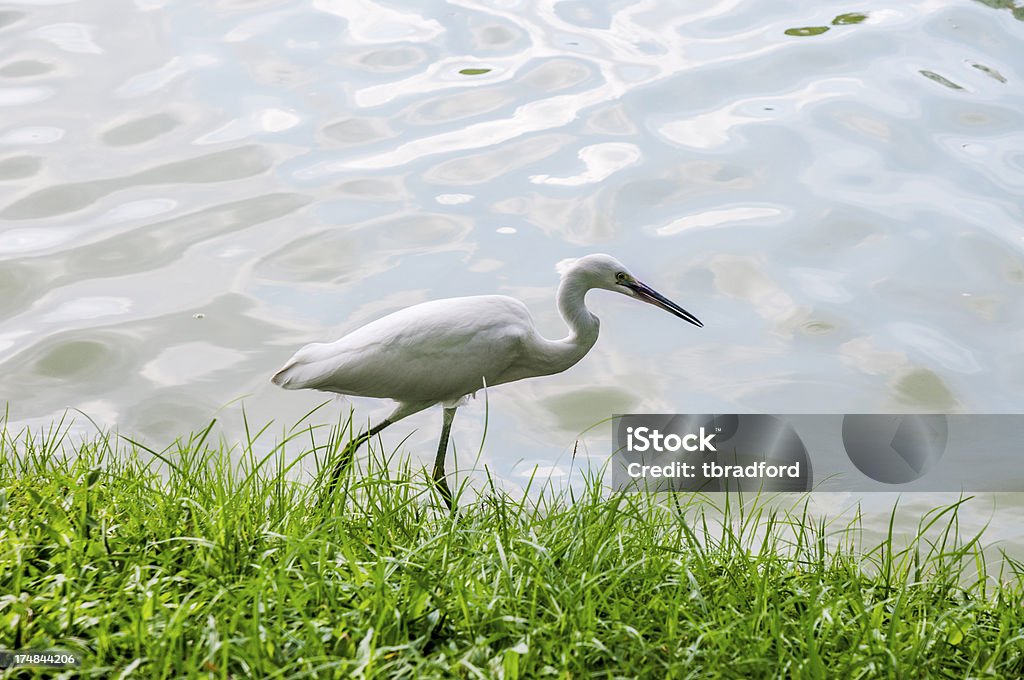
[2, 1, 1023, 554]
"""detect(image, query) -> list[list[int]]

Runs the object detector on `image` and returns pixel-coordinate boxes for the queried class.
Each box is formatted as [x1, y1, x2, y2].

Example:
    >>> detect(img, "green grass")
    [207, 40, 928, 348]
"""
[1, 411, 1022, 678]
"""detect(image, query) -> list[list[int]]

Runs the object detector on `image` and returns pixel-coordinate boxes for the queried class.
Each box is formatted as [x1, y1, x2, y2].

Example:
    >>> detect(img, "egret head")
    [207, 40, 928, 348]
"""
[557, 253, 703, 328]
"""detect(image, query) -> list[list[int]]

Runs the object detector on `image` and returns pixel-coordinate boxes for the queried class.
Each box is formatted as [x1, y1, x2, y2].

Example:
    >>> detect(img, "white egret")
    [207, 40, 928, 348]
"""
[272, 253, 702, 507]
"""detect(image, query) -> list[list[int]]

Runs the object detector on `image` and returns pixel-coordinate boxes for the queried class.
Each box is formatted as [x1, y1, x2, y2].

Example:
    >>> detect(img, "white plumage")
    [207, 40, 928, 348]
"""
[273, 296, 532, 405]
[272, 253, 702, 508]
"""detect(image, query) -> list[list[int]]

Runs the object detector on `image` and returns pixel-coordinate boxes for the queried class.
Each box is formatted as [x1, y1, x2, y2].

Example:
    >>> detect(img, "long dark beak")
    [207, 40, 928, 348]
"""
[627, 280, 703, 328]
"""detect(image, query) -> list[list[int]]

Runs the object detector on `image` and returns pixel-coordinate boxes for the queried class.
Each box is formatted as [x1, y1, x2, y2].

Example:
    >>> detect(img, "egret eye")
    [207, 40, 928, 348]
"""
[615, 271, 628, 283]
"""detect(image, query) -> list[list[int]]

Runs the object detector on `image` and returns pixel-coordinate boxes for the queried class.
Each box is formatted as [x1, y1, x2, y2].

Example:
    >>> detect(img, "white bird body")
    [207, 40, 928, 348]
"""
[274, 295, 553, 406]
[272, 254, 702, 508]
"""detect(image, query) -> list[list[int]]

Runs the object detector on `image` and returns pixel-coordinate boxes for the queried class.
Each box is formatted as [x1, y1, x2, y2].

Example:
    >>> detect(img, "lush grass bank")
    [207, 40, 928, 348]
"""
[1, 415, 1022, 678]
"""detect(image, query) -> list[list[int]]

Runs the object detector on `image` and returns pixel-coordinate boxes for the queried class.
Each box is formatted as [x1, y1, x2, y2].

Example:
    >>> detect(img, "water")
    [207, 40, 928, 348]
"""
[1, 1, 1022, 559]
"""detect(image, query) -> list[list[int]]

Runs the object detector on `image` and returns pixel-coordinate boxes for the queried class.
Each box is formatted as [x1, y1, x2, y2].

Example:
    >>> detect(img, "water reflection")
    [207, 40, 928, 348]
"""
[0, 0, 1022, 560]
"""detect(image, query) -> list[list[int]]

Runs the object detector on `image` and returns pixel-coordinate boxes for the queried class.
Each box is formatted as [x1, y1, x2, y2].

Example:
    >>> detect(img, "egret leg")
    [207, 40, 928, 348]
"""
[319, 400, 435, 509]
[432, 407, 457, 510]
[324, 417, 391, 498]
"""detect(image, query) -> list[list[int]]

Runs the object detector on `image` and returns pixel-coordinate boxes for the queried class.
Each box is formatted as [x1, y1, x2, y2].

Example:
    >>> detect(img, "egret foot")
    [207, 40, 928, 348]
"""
[432, 468, 453, 511]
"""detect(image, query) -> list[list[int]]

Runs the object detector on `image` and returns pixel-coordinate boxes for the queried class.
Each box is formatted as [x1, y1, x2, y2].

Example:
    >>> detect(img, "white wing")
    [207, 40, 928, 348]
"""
[272, 295, 535, 404]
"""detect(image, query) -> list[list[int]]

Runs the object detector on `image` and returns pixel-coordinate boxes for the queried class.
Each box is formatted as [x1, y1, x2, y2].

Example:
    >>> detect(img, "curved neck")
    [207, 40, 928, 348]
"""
[530, 272, 600, 377]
